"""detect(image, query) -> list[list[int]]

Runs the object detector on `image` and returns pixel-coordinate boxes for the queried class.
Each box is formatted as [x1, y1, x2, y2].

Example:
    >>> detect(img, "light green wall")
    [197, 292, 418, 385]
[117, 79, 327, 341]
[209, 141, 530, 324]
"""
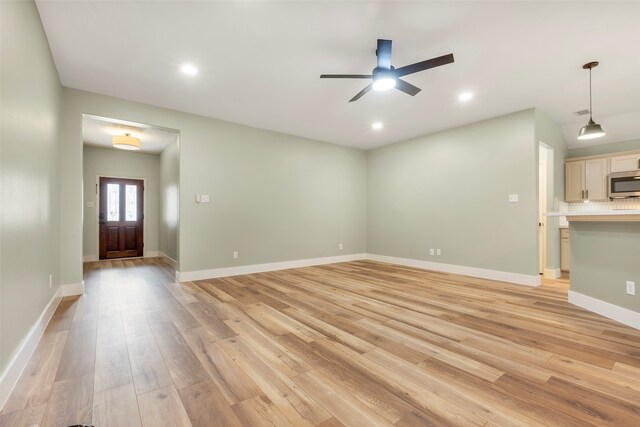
[82, 146, 160, 259]
[60, 88, 367, 282]
[159, 140, 179, 262]
[571, 222, 640, 313]
[567, 139, 640, 158]
[366, 109, 539, 276]
[535, 109, 568, 271]
[0, 0, 62, 373]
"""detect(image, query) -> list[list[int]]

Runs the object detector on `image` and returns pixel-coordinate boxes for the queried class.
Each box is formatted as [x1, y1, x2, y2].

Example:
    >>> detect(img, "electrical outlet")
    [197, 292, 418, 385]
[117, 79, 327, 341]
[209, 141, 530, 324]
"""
[201, 194, 210, 203]
[429, 248, 435, 256]
[233, 251, 239, 259]
[436, 249, 441, 256]
[508, 194, 519, 203]
[338, 243, 343, 250]
[627, 281, 636, 296]
[49, 274, 53, 288]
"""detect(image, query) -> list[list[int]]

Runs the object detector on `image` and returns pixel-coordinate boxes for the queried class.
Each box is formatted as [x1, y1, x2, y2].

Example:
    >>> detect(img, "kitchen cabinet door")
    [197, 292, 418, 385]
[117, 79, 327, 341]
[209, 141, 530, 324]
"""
[565, 161, 585, 202]
[610, 153, 640, 173]
[584, 158, 608, 201]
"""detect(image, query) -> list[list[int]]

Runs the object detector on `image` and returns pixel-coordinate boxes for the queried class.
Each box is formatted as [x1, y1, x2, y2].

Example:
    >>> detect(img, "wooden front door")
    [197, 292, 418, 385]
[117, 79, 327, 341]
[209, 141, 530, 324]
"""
[99, 177, 144, 259]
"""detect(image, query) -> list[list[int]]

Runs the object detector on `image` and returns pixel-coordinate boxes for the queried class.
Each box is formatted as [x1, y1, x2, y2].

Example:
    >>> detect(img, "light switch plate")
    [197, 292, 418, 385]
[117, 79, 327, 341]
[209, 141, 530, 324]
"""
[509, 194, 519, 203]
[627, 281, 636, 296]
[86, 202, 94, 208]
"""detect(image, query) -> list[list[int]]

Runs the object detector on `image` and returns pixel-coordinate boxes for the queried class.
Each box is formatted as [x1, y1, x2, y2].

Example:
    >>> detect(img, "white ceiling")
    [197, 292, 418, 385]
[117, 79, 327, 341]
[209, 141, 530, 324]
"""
[37, 1, 640, 150]
[83, 115, 178, 154]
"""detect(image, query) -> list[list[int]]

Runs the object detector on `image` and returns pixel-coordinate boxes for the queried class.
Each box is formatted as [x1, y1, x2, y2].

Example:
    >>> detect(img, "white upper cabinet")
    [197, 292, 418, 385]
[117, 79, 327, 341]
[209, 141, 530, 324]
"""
[610, 153, 640, 173]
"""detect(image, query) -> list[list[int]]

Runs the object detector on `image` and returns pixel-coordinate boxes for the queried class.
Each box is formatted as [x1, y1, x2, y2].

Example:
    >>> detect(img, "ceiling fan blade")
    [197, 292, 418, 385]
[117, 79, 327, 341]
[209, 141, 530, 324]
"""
[395, 79, 421, 96]
[349, 84, 373, 102]
[395, 53, 454, 77]
[376, 39, 392, 69]
[320, 74, 372, 79]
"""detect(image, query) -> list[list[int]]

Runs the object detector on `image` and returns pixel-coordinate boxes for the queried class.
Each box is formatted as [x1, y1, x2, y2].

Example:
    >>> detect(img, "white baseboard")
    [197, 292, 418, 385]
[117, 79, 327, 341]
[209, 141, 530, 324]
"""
[158, 251, 178, 270]
[177, 253, 367, 282]
[177, 253, 540, 287]
[83, 255, 98, 262]
[60, 281, 84, 296]
[0, 289, 62, 411]
[366, 254, 541, 287]
[144, 250, 159, 258]
[569, 290, 640, 330]
[544, 268, 561, 279]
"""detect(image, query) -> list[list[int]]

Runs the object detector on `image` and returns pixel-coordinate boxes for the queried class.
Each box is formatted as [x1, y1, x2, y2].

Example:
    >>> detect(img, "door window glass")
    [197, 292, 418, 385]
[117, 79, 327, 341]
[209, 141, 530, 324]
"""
[107, 184, 120, 221]
[125, 185, 137, 221]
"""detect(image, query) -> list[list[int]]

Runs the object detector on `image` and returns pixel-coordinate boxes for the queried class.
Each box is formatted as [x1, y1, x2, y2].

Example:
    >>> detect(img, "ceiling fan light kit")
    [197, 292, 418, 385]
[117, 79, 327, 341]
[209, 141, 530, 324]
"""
[320, 39, 454, 102]
[112, 133, 141, 150]
[577, 61, 605, 140]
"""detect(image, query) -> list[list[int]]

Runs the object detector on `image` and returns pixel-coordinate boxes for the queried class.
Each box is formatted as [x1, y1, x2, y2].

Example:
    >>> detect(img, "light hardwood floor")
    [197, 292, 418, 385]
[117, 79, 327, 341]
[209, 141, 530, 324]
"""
[1, 258, 640, 426]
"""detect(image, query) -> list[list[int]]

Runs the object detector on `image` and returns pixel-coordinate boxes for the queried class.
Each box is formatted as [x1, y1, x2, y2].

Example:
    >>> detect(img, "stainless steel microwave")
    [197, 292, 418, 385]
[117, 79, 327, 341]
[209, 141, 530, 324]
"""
[609, 170, 640, 198]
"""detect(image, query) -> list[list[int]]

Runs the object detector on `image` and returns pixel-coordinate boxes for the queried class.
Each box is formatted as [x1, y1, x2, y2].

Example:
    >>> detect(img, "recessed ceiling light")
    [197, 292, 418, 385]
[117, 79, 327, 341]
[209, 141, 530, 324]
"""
[458, 92, 473, 102]
[372, 122, 383, 130]
[180, 63, 198, 76]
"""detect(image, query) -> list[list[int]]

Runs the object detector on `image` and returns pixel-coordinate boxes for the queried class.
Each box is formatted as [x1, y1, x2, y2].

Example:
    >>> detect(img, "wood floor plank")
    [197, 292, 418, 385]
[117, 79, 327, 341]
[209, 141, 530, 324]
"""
[291, 370, 395, 427]
[178, 380, 243, 427]
[40, 374, 93, 427]
[92, 383, 142, 427]
[181, 339, 261, 405]
[220, 337, 332, 426]
[150, 321, 210, 389]
[126, 333, 174, 395]
[138, 385, 192, 427]
[1, 330, 68, 413]
[233, 395, 294, 427]
[0, 404, 46, 427]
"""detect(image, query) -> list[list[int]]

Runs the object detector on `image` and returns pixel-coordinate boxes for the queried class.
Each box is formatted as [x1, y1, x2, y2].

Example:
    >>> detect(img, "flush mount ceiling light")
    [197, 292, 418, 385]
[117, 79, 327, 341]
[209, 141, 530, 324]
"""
[112, 133, 141, 150]
[180, 63, 198, 76]
[577, 61, 605, 140]
[371, 122, 383, 130]
[458, 91, 473, 102]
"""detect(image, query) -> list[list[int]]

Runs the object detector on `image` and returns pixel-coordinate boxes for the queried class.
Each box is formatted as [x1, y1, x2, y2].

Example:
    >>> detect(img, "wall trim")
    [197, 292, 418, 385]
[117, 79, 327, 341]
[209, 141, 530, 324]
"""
[544, 268, 561, 279]
[83, 255, 98, 262]
[366, 254, 541, 287]
[177, 252, 540, 287]
[0, 289, 62, 410]
[60, 281, 84, 296]
[177, 253, 367, 282]
[568, 290, 640, 330]
[144, 250, 159, 258]
[159, 251, 178, 269]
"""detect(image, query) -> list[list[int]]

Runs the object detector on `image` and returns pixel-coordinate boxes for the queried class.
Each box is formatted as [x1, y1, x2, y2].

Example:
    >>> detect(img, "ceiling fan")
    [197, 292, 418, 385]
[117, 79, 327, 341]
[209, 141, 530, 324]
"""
[320, 39, 454, 102]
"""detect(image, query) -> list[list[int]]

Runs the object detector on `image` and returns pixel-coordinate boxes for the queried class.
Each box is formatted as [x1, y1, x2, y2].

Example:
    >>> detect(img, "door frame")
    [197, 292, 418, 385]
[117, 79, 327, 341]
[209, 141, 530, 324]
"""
[538, 146, 548, 274]
[95, 174, 147, 259]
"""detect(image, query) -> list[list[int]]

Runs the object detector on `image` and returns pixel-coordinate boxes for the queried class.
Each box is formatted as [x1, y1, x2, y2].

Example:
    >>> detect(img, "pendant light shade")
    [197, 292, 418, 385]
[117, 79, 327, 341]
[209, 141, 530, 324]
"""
[578, 118, 606, 140]
[577, 61, 605, 141]
[112, 133, 141, 150]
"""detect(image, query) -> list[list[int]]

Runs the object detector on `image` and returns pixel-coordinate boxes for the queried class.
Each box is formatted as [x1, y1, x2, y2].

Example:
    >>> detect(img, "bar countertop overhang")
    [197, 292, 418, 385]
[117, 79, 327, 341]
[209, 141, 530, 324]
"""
[545, 210, 640, 221]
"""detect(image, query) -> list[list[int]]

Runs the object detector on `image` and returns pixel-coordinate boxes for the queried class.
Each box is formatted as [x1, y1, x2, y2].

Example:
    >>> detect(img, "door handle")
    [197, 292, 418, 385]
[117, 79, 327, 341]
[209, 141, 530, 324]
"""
[586, 189, 589, 199]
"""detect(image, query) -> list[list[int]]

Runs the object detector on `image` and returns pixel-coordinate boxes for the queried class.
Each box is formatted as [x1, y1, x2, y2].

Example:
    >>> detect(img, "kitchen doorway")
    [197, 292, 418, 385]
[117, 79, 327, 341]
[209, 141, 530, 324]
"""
[538, 143, 554, 276]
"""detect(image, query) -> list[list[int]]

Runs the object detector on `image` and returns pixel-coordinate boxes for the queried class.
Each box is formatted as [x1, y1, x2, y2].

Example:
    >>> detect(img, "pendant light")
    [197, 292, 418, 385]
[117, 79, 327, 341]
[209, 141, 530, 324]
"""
[577, 61, 605, 140]
[112, 133, 141, 150]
